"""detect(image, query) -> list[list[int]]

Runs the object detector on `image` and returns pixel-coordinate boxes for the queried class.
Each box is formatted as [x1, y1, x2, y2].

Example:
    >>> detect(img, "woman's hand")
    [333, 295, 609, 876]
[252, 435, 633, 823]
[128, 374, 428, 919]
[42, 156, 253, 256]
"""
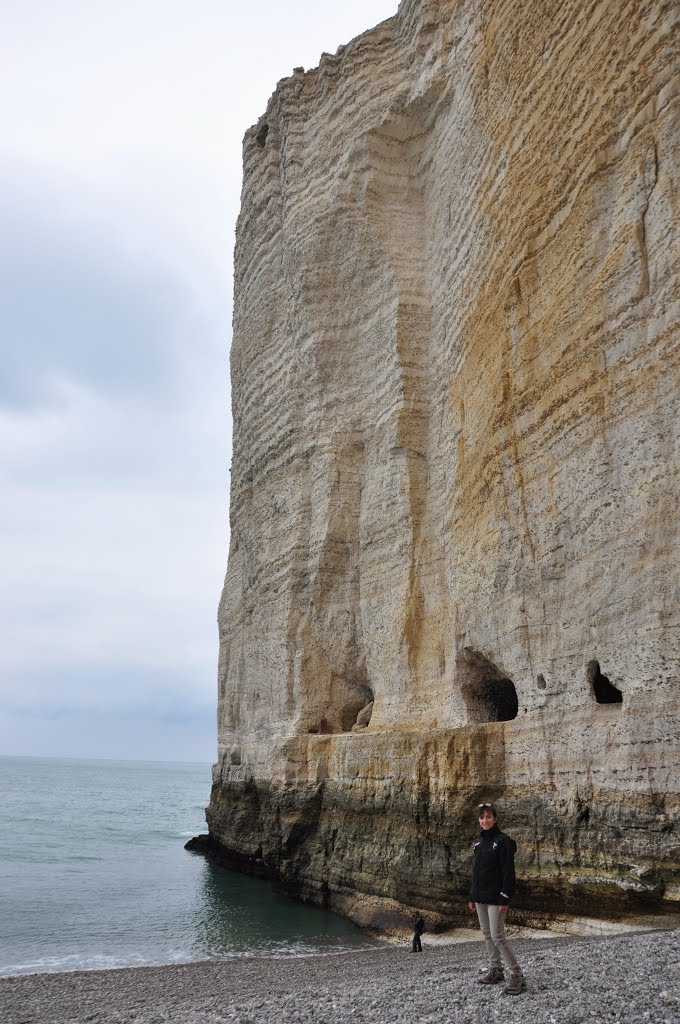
[468, 901, 476, 911]
[499, 905, 508, 913]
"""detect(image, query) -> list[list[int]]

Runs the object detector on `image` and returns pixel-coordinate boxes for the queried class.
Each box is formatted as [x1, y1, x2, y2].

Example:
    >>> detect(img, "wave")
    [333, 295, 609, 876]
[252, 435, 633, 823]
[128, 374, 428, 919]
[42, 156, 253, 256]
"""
[0, 950, 196, 977]
[0, 942, 373, 978]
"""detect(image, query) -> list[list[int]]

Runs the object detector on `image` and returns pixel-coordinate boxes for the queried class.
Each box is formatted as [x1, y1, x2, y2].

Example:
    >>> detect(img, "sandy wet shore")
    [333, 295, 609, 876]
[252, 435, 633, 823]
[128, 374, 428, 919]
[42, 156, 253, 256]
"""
[2, 929, 678, 1024]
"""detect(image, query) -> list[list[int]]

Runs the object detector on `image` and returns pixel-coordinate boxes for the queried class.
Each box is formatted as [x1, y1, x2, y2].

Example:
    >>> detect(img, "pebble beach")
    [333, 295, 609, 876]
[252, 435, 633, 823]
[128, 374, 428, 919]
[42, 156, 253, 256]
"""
[2, 928, 679, 1024]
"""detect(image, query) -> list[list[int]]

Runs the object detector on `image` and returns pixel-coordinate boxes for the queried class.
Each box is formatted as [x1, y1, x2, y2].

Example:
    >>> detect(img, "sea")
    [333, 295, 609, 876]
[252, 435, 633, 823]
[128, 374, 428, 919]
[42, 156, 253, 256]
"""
[0, 756, 377, 976]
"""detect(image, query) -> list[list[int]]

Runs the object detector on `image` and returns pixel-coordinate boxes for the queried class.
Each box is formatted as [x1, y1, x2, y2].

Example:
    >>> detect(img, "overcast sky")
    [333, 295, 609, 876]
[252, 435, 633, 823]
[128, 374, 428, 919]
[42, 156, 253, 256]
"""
[0, 0, 399, 763]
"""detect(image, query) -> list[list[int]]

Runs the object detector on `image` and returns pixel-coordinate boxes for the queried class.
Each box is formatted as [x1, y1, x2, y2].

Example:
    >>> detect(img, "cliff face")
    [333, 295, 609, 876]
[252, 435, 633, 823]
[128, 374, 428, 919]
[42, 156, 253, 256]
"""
[208, 0, 680, 928]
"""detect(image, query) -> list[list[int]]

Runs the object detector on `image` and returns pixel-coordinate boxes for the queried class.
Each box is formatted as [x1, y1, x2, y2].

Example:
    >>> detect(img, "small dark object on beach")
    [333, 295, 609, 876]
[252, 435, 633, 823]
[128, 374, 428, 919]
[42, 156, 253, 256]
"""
[411, 912, 425, 952]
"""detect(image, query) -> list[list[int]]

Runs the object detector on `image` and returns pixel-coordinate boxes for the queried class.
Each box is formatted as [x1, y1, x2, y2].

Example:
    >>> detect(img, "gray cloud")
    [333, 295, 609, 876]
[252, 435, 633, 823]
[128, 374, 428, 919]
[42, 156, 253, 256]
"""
[0, 707, 216, 763]
[0, 172, 191, 410]
[0, 170, 230, 760]
[1, 664, 214, 717]
[0, 0, 398, 762]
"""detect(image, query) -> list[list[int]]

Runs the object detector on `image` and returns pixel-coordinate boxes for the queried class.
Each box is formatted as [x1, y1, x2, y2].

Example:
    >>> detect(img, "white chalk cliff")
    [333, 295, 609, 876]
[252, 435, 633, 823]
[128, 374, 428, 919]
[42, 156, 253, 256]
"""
[207, 0, 680, 927]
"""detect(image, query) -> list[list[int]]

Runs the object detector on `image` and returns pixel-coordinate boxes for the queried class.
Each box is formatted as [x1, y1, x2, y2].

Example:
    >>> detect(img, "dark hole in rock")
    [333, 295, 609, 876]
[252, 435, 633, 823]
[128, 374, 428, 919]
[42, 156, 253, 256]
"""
[342, 688, 374, 732]
[350, 698, 374, 733]
[536, 673, 547, 690]
[460, 650, 519, 723]
[255, 123, 269, 148]
[327, 668, 373, 733]
[480, 678, 519, 721]
[577, 806, 590, 824]
[588, 660, 623, 704]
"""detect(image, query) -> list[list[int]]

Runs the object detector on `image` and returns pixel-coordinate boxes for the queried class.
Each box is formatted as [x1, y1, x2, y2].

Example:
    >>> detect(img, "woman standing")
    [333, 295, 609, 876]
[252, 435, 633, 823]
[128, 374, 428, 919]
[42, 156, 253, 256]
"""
[468, 802, 526, 995]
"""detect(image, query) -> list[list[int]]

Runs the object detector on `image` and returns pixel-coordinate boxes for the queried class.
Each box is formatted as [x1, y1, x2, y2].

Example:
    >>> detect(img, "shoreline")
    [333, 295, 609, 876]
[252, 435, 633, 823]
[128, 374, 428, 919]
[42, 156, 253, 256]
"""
[2, 928, 678, 1024]
[4, 909, 678, 981]
[3, 909, 679, 980]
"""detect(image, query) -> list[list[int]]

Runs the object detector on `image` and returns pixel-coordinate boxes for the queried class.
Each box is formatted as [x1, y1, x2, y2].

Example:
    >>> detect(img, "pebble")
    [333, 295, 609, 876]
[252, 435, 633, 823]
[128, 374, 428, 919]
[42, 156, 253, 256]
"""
[0, 929, 678, 1024]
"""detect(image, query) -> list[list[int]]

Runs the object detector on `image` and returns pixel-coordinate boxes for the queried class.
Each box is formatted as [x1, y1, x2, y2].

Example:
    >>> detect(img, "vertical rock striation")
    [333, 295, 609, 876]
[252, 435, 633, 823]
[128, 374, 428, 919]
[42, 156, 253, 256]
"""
[208, 0, 680, 927]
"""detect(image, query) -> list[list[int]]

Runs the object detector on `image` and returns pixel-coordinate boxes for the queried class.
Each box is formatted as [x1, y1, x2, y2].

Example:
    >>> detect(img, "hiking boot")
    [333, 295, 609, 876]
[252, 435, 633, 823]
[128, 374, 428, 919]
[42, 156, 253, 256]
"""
[477, 967, 504, 985]
[503, 974, 527, 996]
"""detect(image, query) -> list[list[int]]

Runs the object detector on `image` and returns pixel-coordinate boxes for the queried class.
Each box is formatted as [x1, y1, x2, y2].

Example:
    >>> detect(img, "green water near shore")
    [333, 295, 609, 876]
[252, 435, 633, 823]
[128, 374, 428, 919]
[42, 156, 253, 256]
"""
[0, 756, 377, 976]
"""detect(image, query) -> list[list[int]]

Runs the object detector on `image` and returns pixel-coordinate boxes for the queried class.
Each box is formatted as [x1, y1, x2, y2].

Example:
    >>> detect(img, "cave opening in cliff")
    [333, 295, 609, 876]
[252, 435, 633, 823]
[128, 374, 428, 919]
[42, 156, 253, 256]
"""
[588, 660, 623, 704]
[460, 649, 519, 723]
[480, 678, 519, 721]
[310, 674, 375, 734]
[340, 685, 374, 732]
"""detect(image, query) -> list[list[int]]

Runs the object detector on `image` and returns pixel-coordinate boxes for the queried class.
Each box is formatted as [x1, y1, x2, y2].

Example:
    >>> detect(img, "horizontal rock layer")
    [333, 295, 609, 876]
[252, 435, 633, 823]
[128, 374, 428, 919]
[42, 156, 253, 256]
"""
[209, 0, 680, 926]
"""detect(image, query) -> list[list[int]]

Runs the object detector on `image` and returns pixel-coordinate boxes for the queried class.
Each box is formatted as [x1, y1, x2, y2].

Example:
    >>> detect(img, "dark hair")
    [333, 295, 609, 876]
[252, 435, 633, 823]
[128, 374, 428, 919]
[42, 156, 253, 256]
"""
[478, 802, 498, 817]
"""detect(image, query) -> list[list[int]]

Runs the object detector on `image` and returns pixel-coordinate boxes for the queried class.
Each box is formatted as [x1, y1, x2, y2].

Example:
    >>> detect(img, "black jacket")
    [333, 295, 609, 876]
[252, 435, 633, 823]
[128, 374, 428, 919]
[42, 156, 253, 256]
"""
[469, 825, 517, 905]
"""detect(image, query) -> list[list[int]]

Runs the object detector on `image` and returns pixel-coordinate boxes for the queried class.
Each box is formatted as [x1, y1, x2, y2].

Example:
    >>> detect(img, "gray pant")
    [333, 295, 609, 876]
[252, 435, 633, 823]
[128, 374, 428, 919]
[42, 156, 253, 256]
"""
[475, 903, 522, 976]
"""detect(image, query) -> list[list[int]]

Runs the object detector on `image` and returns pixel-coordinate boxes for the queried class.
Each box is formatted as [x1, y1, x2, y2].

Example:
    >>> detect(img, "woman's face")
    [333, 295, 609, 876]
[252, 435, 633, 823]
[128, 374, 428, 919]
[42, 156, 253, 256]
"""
[479, 809, 497, 830]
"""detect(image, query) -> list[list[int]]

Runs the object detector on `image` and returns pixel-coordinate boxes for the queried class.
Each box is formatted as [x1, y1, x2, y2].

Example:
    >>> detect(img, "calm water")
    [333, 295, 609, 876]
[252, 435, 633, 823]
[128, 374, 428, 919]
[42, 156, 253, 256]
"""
[0, 756, 376, 976]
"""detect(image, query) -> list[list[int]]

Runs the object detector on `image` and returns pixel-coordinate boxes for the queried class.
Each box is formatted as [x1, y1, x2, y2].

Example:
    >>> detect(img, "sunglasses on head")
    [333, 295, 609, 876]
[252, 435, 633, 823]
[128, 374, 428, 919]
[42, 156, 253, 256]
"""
[478, 803, 494, 811]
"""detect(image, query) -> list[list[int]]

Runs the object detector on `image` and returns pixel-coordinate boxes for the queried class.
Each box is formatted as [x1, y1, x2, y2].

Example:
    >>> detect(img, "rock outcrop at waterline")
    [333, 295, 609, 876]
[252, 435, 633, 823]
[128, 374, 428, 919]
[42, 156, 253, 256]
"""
[207, 0, 680, 929]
